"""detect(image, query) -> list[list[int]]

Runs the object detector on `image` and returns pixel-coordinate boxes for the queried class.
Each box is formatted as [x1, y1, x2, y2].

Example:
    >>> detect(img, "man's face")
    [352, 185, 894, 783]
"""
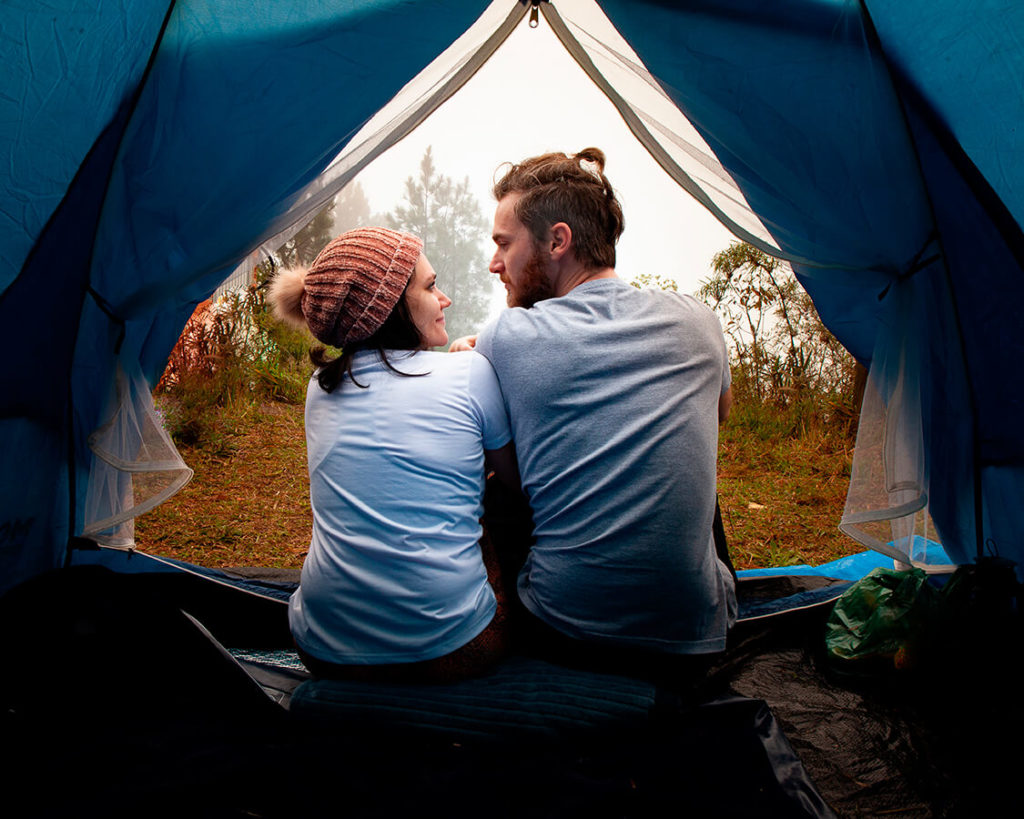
[490, 193, 554, 308]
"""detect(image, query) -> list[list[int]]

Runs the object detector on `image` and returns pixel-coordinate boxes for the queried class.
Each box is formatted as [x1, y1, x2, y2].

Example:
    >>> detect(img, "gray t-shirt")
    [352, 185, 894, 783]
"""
[477, 278, 736, 654]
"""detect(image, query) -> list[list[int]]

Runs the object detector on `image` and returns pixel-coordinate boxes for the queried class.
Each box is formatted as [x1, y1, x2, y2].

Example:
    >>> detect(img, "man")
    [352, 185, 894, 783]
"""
[462, 148, 736, 667]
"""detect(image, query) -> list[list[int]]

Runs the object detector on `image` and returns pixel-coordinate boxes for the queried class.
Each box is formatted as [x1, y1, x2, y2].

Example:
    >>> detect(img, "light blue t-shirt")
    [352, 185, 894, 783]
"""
[289, 349, 512, 665]
[477, 279, 736, 654]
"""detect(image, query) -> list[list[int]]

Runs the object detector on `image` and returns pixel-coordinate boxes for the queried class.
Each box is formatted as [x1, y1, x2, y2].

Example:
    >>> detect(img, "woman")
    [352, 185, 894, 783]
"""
[269, 227, 518, 682]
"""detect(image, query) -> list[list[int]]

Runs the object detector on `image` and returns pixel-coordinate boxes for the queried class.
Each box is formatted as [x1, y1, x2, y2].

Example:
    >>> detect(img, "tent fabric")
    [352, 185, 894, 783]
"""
[537, 3, 787, 265]
[81, 360, 194, 547]
[2, 1, 1024, 589]
[837, 276, 956, 568]
[596, 0, 1024, 573]
[76, 0, 526, 553]
[68, 542, 857, 623]
[0, 0, 492, 594]
[0, 1, 174, 290]
[229, 0, 529, 294]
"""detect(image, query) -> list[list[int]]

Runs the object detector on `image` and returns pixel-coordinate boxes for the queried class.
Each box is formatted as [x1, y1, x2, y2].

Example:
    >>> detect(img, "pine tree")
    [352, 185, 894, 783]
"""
[386, 146, 491, 342]
[332, 181, 372, 233]
[276, 201, 336, 268]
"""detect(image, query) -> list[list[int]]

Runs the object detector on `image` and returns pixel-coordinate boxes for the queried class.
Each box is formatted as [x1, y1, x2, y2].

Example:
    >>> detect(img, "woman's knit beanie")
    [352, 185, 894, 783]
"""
[268, 227, 422, 347]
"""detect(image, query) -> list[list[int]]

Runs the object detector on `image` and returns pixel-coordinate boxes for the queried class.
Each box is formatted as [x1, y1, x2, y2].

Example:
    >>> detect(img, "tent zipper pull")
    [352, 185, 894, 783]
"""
[529, 1, 540, 28]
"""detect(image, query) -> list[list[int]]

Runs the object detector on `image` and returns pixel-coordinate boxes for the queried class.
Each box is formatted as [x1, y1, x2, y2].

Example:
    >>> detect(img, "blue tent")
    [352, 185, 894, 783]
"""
[2, 0, 1023, 592]
[3, 4, 1023, 815]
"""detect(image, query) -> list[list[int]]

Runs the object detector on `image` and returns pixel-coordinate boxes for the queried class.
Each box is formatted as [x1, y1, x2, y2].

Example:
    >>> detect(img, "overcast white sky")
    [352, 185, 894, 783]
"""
[349, 0, 737, 319]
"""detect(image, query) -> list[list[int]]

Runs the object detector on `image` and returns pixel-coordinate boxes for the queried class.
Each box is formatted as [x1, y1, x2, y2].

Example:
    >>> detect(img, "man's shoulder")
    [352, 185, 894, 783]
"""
[577, 278, 710, 314]
[477, 282, 722, 357]
[636, 286, 725, 330]
[483, 280, 629, 337]
[631, 283, 705, 310]
[477, 306, 542, 354]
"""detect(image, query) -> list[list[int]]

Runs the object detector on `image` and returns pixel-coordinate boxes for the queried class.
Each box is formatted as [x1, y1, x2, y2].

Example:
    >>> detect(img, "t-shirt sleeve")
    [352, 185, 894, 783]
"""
[467, 351, 512, 451]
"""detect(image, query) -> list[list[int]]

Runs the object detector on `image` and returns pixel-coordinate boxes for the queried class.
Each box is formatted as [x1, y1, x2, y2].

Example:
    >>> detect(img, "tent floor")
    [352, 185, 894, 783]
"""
[2, 565, 1021, 817]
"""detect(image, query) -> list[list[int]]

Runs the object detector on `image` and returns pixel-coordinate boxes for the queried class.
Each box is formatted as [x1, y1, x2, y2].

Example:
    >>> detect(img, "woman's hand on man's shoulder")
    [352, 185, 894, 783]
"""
[448, 334, 478, 353]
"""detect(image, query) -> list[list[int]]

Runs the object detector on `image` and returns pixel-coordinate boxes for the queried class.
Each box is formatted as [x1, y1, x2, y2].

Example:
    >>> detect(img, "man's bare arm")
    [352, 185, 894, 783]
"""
[484, 441, 521, 491]
[719, 386, 733, 423]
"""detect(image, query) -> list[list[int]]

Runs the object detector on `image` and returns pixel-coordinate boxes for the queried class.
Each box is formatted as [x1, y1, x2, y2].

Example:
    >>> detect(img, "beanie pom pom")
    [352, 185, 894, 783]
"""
[268, 266, 309, 329]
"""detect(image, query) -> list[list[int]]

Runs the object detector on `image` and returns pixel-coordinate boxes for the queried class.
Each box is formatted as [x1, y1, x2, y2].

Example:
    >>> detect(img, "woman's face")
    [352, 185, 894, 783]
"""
[404, 254, 451, 349]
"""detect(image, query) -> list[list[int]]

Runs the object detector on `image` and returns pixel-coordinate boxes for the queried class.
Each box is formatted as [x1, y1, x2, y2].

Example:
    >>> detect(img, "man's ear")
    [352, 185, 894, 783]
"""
[548, 222, 572, 261]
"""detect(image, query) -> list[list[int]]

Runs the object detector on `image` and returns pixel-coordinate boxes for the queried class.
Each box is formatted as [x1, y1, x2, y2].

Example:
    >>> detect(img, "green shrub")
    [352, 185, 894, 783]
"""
[156, 262, 333, 446]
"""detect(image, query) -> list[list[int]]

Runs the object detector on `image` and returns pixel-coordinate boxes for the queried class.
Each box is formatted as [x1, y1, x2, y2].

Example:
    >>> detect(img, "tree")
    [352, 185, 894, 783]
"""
[271, 180, 374, 277]
[332, 181, 372, 233]
[276, 200, 336, 269]
[386, 146, 491, 342]
[698, 242, 855, 404]
[629, 273, 678, 292]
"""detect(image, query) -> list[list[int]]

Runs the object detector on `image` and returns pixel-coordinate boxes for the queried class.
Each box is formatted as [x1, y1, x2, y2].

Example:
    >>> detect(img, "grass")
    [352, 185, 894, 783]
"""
[137, 400, 312, 568]
[718, 420, 855, 570]
[136, 393, 860, 571]
[138, 264, 865, 571]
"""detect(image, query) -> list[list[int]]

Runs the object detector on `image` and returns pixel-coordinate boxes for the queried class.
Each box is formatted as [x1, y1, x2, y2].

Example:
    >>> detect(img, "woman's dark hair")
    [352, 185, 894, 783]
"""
[311, 292, 425, 393]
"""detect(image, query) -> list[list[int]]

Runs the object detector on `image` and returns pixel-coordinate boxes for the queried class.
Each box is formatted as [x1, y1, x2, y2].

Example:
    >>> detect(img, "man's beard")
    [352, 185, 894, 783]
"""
[508, 248, 555, 309]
